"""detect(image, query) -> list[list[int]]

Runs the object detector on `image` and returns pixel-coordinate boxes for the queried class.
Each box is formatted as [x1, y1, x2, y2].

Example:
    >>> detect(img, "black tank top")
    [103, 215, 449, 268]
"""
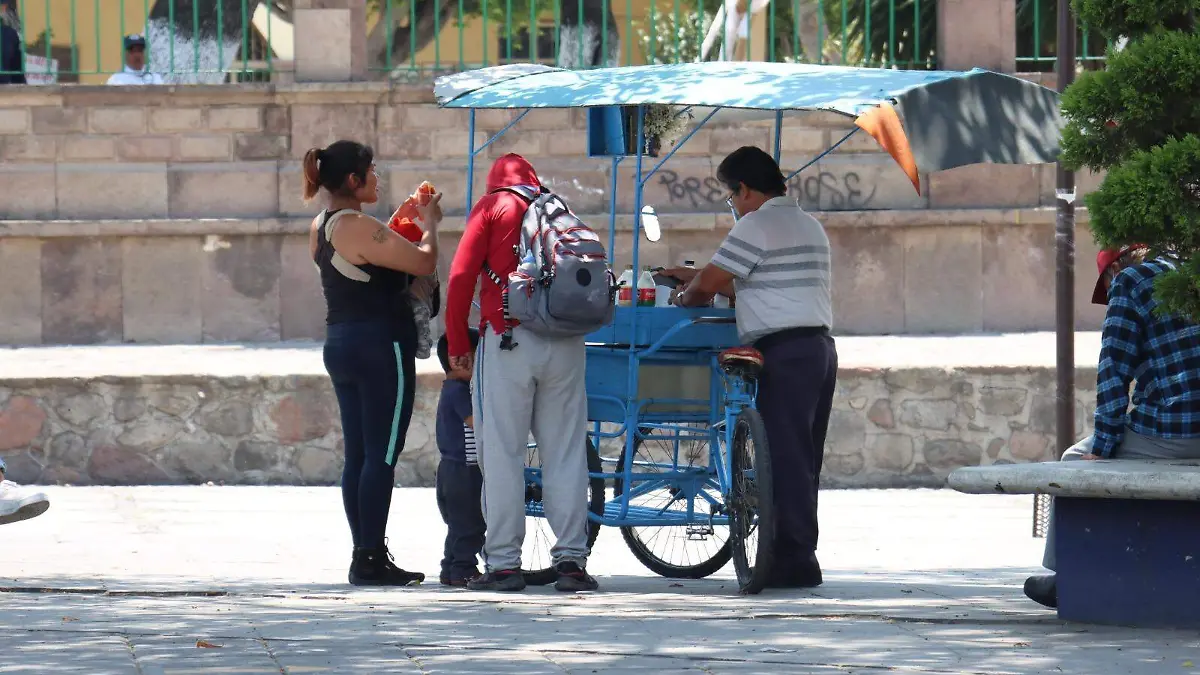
[314, 209, 417, 336]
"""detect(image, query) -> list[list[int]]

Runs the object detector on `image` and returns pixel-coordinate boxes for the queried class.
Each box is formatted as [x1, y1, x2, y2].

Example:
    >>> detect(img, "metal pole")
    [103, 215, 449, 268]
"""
[1054, 1, 1077, 457]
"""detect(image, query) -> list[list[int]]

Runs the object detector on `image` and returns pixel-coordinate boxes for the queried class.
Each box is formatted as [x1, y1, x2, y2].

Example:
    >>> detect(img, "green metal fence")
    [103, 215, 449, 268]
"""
[0, 0, 281, 84]
[1013, 0, 1110, 71]
[368, 0, 941, 74]
[0, 0, 1111, 83]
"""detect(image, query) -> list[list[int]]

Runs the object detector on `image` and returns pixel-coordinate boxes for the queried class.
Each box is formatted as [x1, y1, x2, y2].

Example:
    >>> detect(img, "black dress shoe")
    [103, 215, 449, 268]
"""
[768, 553, 823, 588]
[1023, 574, 1058, 608]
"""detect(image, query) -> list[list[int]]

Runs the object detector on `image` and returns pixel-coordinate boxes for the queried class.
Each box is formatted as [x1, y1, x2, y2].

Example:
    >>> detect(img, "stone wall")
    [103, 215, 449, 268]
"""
[0, 81, 1108, 342]
[0, 82, 1096, 222]
[0, 211, 1110, 346]
[0, 365, 1094, 488]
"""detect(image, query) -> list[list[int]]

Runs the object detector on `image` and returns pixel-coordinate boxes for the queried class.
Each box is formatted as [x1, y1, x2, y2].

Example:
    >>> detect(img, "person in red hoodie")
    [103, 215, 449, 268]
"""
[444, 153, 599, 593]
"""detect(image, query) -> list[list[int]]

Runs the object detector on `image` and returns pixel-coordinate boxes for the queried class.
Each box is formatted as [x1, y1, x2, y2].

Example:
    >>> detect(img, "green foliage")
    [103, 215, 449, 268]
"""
[1073, 0, 1199, 42]
[637, 1, 712, 64]
[1060, 29, 1200, 173]
[1064, 0, 1200, 319]
[1085, 135, 1200, 249]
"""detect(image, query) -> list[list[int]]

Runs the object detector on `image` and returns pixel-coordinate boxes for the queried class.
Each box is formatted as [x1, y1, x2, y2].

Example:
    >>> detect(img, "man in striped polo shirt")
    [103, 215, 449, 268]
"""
[671, 145, 838, 589]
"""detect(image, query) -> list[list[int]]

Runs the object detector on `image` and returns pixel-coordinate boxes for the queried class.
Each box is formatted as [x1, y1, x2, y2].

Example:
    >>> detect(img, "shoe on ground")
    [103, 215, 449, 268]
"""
[348, 545, 425, 587]
[467, 568, 527, 592]
[1023, 574, 1058, 609]
[554, 561, 599, 592]
[0, 480, 50, 526]
[440, 567, 482, 587]
[768, 552, 823, 589]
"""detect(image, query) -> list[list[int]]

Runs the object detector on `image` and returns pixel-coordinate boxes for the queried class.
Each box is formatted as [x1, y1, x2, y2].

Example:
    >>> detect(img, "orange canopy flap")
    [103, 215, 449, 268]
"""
[854, 103, 921, 196]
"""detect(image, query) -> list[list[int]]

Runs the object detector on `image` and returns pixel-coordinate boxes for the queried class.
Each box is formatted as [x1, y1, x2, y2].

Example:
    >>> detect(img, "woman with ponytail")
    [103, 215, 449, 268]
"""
[304, 140, 443, 586]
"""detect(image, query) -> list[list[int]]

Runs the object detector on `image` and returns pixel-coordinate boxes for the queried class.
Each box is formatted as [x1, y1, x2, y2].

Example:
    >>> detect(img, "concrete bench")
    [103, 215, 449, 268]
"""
[948, 459, 1200, 628]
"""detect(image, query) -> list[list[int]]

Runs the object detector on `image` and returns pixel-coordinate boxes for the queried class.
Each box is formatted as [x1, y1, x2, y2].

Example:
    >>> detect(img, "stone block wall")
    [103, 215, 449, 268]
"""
[0, 81, 1109, 343]
[0, 365, 1095, 488]
[0, 212, 1110, 345]
[0, 209, 1111, 345]
[0, 82, 1099, 221]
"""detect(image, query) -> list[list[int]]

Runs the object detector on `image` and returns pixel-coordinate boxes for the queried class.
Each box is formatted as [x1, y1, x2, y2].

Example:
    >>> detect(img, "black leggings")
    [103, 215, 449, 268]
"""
[324, 320, 417, 550]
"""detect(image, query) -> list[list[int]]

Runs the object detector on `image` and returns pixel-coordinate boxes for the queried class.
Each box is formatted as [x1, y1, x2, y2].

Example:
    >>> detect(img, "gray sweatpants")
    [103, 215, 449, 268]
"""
[1042, 430, 1200, 570]
[473, 326, 591, 572]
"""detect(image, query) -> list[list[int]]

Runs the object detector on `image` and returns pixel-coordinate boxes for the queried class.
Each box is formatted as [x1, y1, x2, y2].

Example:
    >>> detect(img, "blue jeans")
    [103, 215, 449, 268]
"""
[324, 320, 417, 550]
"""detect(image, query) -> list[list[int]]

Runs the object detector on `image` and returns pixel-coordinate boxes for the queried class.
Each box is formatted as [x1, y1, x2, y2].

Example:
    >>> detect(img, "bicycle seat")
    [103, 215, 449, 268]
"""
[719, 346, 764, 378]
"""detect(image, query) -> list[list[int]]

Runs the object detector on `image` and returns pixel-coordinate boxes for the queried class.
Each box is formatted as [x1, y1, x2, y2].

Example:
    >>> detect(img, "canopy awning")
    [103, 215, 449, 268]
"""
[434, 62, 1065, 195]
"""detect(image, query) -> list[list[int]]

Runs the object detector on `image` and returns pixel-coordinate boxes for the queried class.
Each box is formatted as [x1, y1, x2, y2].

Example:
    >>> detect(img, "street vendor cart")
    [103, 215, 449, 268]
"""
[434, 61, 1064, 594]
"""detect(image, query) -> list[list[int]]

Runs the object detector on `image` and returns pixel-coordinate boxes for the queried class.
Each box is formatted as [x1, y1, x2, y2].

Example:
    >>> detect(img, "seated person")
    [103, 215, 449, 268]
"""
[1025, 245, 1200, 608]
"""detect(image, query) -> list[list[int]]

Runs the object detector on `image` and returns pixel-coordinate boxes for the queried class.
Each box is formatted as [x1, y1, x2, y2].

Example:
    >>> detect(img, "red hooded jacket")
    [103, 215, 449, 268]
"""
[445, 154, 542, 358]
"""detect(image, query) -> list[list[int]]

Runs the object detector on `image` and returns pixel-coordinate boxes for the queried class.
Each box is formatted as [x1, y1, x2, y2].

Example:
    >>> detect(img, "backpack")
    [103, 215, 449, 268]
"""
[484, 185, 615, 347]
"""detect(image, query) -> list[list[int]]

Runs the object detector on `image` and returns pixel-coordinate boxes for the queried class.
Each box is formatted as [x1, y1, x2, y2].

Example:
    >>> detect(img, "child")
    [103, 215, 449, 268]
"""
[435, 329, 485, 586]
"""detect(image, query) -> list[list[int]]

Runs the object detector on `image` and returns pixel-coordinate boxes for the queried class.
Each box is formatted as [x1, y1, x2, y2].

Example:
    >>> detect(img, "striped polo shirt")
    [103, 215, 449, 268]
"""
[711, 196, 833, 344]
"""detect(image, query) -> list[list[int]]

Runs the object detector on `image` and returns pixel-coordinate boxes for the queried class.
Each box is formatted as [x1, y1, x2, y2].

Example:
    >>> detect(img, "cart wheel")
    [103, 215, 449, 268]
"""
[729, 408, 775, 595]
[614, 424, 732, 579]
[522, 438, 606, 586]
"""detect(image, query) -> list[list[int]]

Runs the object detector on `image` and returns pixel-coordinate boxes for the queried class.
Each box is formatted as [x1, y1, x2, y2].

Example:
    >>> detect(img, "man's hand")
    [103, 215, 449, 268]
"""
[1082, 453, 1101, 461]
[449, 353, 474, 380]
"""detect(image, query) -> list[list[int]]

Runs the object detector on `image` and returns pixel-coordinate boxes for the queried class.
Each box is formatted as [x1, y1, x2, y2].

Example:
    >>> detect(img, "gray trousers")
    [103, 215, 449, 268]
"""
[473, 326, 591, 572]
[1042, 430, 1200, 571]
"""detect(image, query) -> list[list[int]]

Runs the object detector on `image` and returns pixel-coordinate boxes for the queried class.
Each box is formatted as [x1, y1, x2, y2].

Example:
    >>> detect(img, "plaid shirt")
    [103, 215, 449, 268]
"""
[1094, 257, 1200, 457]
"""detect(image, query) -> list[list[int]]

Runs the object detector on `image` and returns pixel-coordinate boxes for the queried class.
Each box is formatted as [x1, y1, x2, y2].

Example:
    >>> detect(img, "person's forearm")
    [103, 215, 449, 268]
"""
[678, 276, 715, 307]
[419, 218, 440, 256]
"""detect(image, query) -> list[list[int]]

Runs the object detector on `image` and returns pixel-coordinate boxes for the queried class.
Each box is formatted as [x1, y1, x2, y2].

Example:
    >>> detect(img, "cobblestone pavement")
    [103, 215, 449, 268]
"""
[1, 486, 1197, 674]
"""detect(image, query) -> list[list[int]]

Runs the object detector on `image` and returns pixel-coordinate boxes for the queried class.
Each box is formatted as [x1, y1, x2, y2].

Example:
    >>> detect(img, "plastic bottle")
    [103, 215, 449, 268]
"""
[682, 259, 714, 307]
[638, 268, 657, 307]
[616, 266, 634, 307]
[388, 181, 437, 242]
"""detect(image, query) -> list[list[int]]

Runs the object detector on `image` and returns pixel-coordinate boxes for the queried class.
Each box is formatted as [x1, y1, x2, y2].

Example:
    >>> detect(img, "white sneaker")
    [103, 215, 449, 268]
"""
[0, 480, 50, 525]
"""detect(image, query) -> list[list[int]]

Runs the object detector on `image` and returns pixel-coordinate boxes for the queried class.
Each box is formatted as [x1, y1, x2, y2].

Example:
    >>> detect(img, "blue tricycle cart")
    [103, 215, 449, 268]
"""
[434, 61, 1063, 594]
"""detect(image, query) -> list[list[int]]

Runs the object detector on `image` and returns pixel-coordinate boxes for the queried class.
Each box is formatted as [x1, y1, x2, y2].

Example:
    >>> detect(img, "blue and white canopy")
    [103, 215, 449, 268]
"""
[434, 61, 1065, 194]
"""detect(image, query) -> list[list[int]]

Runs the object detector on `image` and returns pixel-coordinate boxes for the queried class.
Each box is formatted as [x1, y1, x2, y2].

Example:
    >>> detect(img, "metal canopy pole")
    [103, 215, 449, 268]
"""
[1055, 2, 1078, 456]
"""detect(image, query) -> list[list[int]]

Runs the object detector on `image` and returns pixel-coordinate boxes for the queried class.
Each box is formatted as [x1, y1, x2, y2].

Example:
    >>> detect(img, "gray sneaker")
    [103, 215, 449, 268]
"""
[467, 569, 527, 592]
[554, 562, 599, 592]
[0, 480, 49, 526]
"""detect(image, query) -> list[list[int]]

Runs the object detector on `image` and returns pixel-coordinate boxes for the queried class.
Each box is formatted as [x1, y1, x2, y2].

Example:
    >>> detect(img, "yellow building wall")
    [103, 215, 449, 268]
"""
[18, 0, 151, 84]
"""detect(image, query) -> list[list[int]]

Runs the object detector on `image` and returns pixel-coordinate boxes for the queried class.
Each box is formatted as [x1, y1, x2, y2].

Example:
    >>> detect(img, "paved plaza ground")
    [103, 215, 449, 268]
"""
[2, 486, 1198, 674]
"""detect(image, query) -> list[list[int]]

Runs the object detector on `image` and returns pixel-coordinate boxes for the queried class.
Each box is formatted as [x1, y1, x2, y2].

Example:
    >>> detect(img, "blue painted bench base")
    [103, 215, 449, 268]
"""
[1057, 497, 1200, 628]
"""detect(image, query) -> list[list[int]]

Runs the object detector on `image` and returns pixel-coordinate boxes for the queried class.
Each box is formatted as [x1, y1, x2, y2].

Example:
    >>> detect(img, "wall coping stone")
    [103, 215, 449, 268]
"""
[0, 207, 1091, 238]
[949, 460, 1200, 501]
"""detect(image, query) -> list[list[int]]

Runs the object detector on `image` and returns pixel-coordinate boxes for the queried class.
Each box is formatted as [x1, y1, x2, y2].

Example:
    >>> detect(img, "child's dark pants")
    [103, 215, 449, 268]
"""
[436, 459, 486, 578]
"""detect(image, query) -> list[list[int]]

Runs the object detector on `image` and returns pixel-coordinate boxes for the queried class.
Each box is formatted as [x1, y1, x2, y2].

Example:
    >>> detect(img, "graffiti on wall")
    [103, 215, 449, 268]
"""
[656, 168, 878, 211]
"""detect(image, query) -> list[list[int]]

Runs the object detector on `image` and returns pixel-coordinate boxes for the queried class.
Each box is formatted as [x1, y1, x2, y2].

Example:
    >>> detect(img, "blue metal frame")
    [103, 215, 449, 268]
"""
[462, 105, 815, 530]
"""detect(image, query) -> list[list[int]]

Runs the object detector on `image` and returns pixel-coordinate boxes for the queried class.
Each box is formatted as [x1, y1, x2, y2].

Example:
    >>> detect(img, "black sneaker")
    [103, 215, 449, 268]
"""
[554, 561, 599, 592]
[1023, 574, 1058, 608]
[467, 568, 527, 592]
[349, 546, 425, 587]
[440, 567, 482, 588]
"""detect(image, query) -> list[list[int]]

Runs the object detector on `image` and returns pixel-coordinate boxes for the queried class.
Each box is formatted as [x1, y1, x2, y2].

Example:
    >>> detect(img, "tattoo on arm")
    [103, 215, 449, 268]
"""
[371, 227, 388, 244]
